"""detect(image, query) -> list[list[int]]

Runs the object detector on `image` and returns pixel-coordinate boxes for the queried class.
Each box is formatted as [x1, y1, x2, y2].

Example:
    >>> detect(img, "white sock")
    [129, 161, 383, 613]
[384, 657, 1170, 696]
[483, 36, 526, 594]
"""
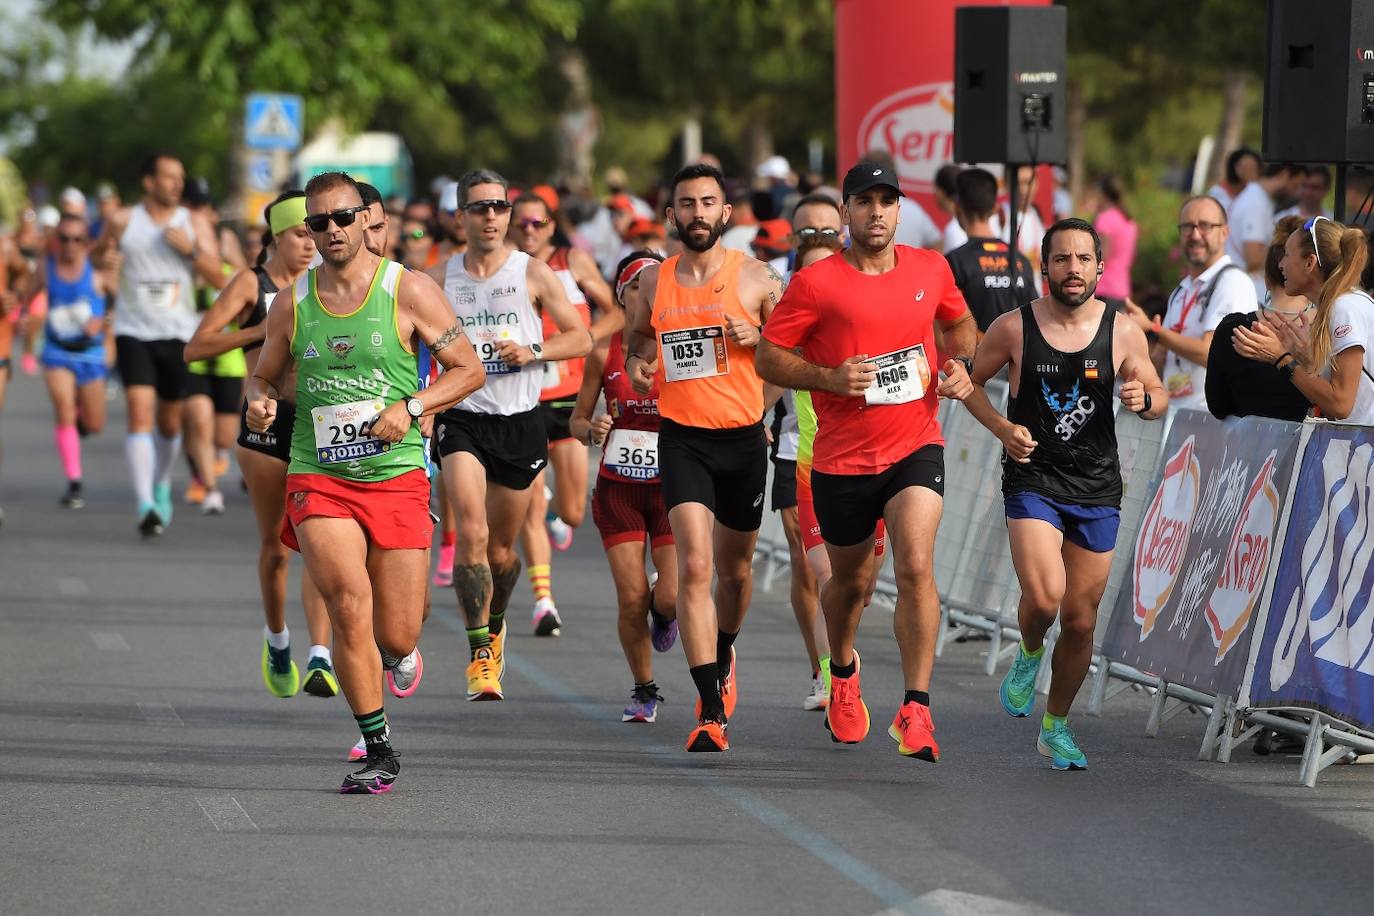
[125, 433, 155, 507]
[264, 625, 290, 650]
[154, 432, 181, 488]
[309, 644, 332, 664]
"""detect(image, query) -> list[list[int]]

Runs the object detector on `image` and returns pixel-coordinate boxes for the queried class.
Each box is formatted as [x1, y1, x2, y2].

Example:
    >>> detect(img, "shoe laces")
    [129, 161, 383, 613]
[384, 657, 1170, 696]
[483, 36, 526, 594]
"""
[632, 684, 664, 704]
[831, 676, 859, 713]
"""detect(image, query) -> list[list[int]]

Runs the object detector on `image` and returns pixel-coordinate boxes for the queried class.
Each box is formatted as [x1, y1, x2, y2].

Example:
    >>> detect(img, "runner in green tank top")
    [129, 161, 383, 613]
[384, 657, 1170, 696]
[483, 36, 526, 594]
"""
[246, 171, 485, 795]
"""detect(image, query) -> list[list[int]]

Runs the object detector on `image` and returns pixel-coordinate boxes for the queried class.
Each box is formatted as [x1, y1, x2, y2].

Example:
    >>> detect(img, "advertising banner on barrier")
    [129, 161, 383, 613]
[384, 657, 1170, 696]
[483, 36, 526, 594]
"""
[1100, 410, 1302, 695]
[1246, 424, 1374, 731]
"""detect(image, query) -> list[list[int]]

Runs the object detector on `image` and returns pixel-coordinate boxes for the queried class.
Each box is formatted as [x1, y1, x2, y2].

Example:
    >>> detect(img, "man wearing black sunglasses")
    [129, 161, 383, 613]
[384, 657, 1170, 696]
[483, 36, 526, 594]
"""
[426, 168, 593, 703]
[246, 170, 485, 794]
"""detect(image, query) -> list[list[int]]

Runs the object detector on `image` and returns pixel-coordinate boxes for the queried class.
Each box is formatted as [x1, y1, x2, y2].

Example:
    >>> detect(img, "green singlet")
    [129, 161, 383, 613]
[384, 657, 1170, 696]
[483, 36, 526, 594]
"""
[288, 259, 423, 481]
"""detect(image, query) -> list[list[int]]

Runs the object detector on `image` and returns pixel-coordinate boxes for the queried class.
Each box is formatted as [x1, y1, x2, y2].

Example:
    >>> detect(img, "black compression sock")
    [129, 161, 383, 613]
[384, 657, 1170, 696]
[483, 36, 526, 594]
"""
[354, 708, 392, 755]
[830, 658, 856, 679]
[690, 663, 724, 719]
[904, 690, 930, 708]
[716, 628, 739, 674]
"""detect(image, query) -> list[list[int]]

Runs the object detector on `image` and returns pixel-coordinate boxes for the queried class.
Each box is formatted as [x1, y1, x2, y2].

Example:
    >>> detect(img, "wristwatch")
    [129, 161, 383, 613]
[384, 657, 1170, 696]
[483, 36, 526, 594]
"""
[1278, 360, 1297, 382]
[955, 355, 974, 376]
[405, 397, 424, 420]
[530, 342, 544, 360]
[1136, 392, 1153, 418]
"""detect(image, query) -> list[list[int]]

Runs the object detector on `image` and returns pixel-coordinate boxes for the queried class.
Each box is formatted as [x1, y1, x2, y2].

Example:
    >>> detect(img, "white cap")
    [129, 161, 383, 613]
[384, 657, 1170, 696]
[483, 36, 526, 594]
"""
[38, 204, 61, 229]
[59, 186, 87, 211]
[756, 155, 790, 181]
[439, 181, 459, 213]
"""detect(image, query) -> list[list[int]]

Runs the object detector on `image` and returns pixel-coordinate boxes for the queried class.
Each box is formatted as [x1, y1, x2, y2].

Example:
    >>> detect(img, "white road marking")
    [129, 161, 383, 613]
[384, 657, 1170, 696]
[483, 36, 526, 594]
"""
[137, 702, 183, 726]
[90, 631, 130, 651]
[195, 796, 259, 833]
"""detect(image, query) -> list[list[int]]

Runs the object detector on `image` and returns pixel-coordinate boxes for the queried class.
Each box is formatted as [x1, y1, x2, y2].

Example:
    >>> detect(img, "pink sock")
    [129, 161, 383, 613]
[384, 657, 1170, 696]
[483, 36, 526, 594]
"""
[55, 425, 82, 482]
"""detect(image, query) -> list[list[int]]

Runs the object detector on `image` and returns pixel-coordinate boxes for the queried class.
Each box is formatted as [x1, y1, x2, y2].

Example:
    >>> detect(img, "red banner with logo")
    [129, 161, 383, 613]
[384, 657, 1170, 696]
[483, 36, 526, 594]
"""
[835, 0, 1052, 224]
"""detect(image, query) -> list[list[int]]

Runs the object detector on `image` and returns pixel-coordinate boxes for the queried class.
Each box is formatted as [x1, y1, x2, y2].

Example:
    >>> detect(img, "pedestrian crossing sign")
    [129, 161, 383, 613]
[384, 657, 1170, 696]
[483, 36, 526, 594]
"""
[245, 93, 304, 150]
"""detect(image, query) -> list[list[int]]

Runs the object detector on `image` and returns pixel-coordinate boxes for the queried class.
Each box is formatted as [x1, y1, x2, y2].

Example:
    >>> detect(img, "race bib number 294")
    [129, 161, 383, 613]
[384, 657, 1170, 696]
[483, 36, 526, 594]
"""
[312, 398, 389, 464]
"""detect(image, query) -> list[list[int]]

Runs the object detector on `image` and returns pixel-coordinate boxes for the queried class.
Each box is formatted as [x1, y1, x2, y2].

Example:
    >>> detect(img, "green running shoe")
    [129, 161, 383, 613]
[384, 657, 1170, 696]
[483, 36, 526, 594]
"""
[302, 656, 339, 698]
[1038, 720, 1088, 771]
[999, 644, 1041, 717]
[261, 639, 300, 698]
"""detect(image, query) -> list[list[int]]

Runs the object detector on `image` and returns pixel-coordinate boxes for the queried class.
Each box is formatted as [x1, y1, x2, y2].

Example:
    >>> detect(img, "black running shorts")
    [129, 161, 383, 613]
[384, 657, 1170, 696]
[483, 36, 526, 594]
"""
[237, 398, 295, 462]
[811, 444, 944, 547]
[436, 407, 548, 491]
[115, 336, 190, 401]
[658, 417, 768, 533]
[187, 372, 243, 414]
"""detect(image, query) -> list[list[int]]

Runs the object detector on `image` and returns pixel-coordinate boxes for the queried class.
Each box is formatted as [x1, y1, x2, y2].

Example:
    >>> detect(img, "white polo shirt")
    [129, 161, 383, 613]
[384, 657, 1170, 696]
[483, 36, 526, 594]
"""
[1161, 255, 1257, 410]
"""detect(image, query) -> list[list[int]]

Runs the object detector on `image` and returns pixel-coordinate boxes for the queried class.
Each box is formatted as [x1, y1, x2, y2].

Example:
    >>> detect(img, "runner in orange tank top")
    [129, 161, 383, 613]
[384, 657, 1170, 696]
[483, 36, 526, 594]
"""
[626, 163, 785, 752]
[510, 192, 624, 636]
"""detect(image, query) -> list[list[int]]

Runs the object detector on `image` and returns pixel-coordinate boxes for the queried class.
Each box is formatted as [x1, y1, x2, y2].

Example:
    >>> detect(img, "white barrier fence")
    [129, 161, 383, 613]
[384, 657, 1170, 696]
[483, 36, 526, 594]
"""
[752, 402, 1374, 786]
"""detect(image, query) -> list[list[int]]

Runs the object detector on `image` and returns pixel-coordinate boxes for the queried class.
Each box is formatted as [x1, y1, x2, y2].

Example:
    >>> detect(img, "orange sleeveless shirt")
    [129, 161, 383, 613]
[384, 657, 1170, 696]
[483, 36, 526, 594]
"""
[650, 248, 763, 429]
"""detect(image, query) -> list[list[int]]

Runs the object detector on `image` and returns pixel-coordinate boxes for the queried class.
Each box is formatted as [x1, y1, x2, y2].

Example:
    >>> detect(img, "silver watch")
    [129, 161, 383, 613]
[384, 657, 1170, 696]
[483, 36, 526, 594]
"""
[405, 397, 424, 419]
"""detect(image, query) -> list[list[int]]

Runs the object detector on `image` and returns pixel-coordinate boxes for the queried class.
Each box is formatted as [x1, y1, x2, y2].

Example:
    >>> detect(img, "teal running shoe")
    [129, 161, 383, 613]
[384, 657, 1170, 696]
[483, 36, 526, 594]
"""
[1038, 720, 1088, 771]
[999, 644, 1042, 717]
[153, 481, 173, 528]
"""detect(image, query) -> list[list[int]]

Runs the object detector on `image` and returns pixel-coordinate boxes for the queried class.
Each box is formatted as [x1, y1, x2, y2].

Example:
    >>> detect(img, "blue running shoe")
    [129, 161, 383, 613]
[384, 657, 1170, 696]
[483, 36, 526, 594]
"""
[622, 683, 663, 723]
[999, 644, 1042, 718]
[1038, 720, 1088, 771]
[153, 481, 173, 528]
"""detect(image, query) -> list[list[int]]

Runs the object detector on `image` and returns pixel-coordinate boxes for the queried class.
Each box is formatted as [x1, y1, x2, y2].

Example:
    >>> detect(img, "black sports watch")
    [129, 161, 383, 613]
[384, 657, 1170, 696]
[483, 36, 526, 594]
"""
[954, 355, 974, 376]
[1136, 392, 1153, 418]
[405, 397, 424, 420]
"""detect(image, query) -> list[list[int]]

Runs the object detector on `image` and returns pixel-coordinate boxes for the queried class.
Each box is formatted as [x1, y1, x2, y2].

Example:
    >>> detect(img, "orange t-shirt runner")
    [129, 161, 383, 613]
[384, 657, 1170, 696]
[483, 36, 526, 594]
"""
[538, 247, 592, 404]
[763, 245, 968, 475]
[651, 248, 764, 430]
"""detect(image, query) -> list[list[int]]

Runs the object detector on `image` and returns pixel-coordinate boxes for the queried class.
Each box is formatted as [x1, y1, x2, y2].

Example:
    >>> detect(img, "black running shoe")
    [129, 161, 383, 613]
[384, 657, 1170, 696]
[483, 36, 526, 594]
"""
[61, 481, 85, 509]
[339, 750, 400, 795]
[138, 508, 165, 538]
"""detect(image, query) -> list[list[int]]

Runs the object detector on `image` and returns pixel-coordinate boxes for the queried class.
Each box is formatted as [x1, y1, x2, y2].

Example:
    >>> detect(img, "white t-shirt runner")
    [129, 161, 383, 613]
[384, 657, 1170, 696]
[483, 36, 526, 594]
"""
[113, 203, 199, 342]
[444, 249, 544, 416]
[1160, 255, 1257, 410]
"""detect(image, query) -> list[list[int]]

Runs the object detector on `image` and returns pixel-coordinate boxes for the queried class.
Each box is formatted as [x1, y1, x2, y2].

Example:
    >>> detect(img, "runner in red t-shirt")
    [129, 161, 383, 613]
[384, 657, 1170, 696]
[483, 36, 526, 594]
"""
[757, 161, 977, 761]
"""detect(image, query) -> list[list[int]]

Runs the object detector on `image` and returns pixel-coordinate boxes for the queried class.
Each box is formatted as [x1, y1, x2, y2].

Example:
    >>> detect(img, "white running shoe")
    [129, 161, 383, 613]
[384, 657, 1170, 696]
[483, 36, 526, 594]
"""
[803, 674, 829, 711]
[532, 597, 562, 637]
[201, 490, 226, 515]
[548, 515, 573, 551]
[383, 647, 423, 697]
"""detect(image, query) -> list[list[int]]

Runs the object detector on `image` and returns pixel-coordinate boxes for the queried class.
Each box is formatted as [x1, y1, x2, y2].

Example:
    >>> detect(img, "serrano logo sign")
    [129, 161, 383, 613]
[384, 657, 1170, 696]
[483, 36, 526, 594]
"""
[1206, 451, 1279, 661]
[857, 82, 955, 196]
[1134, 436, 1201, 638]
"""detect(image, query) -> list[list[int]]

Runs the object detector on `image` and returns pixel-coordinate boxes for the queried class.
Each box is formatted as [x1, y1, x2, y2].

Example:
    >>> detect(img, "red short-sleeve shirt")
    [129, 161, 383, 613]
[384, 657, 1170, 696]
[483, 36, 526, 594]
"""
[763, 246, 968, 475]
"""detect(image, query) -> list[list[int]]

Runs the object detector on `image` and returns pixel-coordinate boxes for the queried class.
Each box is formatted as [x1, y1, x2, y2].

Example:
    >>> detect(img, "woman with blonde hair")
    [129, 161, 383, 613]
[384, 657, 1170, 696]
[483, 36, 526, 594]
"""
[1233, 216, 1374, 423]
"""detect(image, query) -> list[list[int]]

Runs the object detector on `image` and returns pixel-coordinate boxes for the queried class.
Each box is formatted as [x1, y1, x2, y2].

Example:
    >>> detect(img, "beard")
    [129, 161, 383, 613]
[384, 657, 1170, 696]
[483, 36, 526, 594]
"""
[1048, 273, 1097, 308]
[674, 215, 726, 253]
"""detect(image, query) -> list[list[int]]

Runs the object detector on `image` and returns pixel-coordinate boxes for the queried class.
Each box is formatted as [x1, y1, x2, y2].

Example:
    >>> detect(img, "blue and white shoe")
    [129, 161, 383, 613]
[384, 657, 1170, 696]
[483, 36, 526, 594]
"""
[622, 684, 663, 723]
[999, 644, 1042, 718]
[1037, 720, 1088, 771]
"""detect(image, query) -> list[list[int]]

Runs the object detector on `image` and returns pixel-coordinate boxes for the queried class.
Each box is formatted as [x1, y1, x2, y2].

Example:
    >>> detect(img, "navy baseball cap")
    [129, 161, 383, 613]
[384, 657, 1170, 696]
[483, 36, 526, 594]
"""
[842, 161, 905, 200]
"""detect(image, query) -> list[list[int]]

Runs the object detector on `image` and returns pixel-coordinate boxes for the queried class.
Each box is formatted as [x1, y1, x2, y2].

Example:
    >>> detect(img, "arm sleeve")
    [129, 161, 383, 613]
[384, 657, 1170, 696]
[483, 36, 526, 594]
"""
[761, 270, 818, 350]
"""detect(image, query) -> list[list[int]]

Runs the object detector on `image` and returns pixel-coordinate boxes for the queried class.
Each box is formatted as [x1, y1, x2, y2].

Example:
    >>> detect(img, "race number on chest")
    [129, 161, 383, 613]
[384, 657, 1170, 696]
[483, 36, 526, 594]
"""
[660, 326, 729, 383]
[312, 398, 389, 464]
[604, 428, 659, 479]
[864, 343, 930, 406]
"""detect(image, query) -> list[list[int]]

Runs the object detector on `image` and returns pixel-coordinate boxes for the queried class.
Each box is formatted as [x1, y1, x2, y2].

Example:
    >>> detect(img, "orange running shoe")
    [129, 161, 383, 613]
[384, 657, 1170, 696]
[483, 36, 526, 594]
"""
[465, 647, 504, 701]
[685, 717, 729, 752]
[824, 650, 870, 744]
[888, 700, 939, 761]
[694, 647, 739, 720]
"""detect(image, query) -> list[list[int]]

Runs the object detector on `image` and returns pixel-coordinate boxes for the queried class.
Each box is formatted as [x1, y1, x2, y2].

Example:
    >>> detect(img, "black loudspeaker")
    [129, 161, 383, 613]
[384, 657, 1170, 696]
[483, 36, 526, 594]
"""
[1263, 0, 1374, 163]
[953, 5, 1067, 165]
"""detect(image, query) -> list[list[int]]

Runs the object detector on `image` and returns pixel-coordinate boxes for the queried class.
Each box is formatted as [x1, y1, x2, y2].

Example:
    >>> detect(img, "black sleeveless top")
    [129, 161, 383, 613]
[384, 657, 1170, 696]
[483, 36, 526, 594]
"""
[240, 266, 279, 352]
[1002, 303, 1122, 507]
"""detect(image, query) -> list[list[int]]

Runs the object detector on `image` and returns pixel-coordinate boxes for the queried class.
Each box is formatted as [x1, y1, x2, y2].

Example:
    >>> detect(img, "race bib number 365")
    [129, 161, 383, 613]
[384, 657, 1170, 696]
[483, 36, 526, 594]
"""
[604, 428, 659, 480]
[660, 326, 729, 383]
[313, 398, 389, 464]
[864, 343, 930, 406]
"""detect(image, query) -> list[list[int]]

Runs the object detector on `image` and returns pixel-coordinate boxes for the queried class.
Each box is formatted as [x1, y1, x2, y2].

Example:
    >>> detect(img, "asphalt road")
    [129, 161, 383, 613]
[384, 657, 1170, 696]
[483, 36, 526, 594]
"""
[2, 373, 1373, 916]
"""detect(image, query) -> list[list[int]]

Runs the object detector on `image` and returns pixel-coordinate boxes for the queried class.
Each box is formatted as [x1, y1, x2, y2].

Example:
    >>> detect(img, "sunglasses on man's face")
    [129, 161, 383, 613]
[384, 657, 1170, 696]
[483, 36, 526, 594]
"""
[795, 227, 840, 241]
[463, 199, 512, 215]
[304, 205, 368, 233]
[58, 234, 87, 244]
[517, 217, 550, 230]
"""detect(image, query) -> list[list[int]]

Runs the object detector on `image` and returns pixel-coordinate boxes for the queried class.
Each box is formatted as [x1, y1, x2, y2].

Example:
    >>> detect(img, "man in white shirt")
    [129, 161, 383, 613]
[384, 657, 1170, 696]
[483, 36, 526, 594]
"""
[1124, 196, 1257, 410]
[1225, 162, 1303, 300]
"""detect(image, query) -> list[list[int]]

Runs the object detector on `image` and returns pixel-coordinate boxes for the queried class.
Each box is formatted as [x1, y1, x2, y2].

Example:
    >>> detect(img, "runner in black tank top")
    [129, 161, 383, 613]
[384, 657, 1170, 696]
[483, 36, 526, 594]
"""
[959, 218, 1167, 772]
[1002, 302, 1121, 507]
